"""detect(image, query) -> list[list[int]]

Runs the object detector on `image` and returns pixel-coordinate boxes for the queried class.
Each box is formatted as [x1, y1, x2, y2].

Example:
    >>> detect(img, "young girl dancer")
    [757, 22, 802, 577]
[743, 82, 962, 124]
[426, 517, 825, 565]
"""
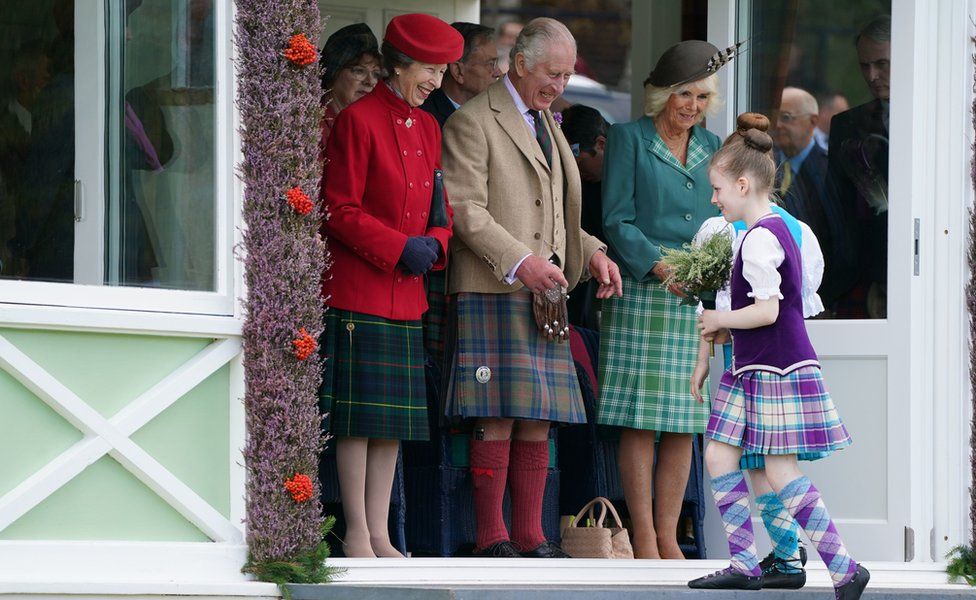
[688, 113, 869, 599]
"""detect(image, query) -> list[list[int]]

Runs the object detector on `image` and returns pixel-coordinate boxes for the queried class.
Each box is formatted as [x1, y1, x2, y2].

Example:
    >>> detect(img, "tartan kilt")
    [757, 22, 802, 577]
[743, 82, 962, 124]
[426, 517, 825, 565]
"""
[597, 276, 709, 432]
[707, 366, 852, 455]
[445, 291, 585, 424]
[319, 309, 429, 441]
[423, 270, 451, 369]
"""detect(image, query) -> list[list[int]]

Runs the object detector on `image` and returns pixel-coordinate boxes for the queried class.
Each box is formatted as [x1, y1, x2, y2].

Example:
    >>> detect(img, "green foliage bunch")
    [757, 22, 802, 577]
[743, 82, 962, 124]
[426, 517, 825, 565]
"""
[242, 518, 344, 599]
[659, 232, 733, 306]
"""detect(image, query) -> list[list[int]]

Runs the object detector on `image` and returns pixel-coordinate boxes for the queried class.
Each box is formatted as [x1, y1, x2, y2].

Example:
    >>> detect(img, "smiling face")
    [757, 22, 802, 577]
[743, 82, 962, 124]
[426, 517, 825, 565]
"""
[396, 60, 448, 107]
[511, 41, 575, 111]
[662, 82, 712, 132]
[331, 55, 381, 110]
[709, 166, 749, 223]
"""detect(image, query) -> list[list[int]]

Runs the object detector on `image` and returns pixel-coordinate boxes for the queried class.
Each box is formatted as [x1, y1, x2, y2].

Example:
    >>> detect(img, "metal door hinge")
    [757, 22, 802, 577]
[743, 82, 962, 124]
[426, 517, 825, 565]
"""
[905, 525, 915, 561]
[913, 219, 920, 276]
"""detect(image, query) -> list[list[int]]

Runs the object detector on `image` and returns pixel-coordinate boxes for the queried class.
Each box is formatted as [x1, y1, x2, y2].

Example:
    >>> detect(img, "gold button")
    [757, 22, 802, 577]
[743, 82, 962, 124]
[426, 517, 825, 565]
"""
[346, 322, 355, 332]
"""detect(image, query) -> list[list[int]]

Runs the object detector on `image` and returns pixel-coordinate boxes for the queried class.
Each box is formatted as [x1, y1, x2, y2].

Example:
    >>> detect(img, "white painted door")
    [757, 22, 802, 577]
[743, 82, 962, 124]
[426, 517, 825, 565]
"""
[317, 0, 479, 47]
[702, 0, 914, 562]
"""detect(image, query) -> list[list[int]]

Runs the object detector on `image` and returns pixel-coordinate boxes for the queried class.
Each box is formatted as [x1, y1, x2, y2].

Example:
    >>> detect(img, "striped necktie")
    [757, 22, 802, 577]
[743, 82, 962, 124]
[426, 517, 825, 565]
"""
[529, 109, 552, 167]
[779, 160, 793, 196]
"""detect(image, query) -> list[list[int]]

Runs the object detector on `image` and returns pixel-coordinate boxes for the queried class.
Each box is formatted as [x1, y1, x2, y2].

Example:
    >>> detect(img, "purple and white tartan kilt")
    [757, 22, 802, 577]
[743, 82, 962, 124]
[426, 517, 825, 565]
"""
[707, 366, 852, 456]
[445, 291, 586, 424]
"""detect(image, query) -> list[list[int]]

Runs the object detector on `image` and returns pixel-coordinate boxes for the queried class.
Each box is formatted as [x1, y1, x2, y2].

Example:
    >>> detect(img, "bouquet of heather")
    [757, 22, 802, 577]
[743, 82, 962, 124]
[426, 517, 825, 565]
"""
[659, 231, 733, 310]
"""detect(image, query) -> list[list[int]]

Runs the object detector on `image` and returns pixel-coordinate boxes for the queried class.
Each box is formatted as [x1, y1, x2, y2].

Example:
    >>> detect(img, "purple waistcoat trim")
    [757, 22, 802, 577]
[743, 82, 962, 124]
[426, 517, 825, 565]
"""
[730, 216, 819, 375]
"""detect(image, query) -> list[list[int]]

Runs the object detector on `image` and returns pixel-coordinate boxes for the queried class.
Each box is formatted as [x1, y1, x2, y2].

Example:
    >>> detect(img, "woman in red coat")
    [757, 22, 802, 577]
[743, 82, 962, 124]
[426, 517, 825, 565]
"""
[319, 14, 463, 558]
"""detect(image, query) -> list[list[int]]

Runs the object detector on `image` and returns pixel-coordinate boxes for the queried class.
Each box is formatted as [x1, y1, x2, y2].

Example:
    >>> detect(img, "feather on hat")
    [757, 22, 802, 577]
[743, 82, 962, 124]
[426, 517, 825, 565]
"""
[644, 39, 747, 88]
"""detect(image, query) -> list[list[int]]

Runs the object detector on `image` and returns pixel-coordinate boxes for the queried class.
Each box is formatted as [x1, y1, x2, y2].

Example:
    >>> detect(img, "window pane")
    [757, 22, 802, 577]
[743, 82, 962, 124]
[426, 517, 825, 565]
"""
[0, 0, 217, 292]
[738, 1, 891, 319]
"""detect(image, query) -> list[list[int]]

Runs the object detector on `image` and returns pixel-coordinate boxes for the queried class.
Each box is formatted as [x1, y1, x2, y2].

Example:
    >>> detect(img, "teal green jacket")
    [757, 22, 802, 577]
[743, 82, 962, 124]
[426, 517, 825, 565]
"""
[601, 117, 721, 282]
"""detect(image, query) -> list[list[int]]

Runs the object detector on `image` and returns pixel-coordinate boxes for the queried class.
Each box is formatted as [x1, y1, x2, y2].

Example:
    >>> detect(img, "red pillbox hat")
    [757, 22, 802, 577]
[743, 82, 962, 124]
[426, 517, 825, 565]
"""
[384, 13, 464, 64]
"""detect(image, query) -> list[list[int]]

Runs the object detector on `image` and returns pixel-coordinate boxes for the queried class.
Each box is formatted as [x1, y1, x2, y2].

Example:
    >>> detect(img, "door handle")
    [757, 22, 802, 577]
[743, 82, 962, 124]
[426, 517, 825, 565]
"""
[74, 179, 84, 222]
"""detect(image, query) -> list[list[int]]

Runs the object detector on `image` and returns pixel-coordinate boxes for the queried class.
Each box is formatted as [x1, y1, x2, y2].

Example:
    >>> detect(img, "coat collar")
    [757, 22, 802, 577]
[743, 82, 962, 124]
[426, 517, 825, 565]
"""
[638, 116, 711, 176]
[374, 80, 417, 118]
[487, 78, 551, 172]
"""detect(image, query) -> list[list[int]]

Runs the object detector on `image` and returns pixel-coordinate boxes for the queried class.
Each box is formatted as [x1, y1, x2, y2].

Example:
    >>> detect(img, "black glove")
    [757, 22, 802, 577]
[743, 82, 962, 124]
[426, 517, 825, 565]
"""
[398, 236, 438, 275]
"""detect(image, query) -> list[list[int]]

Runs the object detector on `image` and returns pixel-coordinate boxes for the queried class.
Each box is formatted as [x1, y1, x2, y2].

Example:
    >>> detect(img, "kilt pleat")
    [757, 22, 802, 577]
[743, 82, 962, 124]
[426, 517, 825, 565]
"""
[445, 291, 585, 424]
[597, 277, 709, 432]
[423, 270, 451, 368]
[707, 366, 852, 455]
[319, 309, 429, 441]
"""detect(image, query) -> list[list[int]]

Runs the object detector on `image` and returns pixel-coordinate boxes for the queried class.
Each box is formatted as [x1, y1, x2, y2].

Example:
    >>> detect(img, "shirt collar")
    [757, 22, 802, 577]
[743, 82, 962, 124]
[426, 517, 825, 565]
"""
[788, 137, 816, 172]
[504, 74, 532, 117]
[444, 92, 461, 110]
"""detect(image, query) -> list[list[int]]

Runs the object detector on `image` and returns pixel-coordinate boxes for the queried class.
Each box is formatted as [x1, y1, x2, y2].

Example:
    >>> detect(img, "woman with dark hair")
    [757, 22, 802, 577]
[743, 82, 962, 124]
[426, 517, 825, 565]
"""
[319, 24, 382, 150]
[319, 13, 463, 559]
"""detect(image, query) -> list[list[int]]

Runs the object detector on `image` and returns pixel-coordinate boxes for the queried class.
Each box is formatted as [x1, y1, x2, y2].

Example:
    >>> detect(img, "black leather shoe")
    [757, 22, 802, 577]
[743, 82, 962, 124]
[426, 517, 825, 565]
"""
[762, 561, 807, 589]
[520, 540, 569, 558]
[759, 543, 808, 570]
[834, 564, 870, 600]
[688, 566, 763, 590]
[473, 540, 521, 558]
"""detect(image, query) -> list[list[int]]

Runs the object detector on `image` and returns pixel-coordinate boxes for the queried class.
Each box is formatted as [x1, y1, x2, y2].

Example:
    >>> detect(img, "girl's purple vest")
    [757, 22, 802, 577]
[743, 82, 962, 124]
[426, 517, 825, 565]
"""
[730, 216, 819, 375]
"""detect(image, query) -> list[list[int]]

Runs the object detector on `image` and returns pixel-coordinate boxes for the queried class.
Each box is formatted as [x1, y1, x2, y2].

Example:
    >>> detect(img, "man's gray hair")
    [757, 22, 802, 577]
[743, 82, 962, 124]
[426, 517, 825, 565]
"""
[509, 17, 576, 71]
[855, 15, 891, 45]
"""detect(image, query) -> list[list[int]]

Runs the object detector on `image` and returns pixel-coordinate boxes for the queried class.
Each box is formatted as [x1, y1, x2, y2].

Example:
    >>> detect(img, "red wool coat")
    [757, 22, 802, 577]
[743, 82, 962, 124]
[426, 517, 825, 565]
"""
[321, 82, 453, 321]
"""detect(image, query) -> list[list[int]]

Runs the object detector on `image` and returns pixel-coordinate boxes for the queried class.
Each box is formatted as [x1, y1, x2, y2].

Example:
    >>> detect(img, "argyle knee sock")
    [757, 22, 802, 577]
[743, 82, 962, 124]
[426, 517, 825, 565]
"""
[778, 475, 858, 587]
[711, 470, 762, 576]
[756, 491, 803, 573]
[470, 439, 511, 549]
[508, 439, 549, 552]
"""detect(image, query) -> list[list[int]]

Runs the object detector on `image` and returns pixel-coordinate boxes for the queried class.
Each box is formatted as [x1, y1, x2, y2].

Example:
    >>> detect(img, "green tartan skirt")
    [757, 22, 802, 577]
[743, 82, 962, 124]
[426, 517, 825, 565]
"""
[319, 309, 429, 441]
[597, 277, 709, 433]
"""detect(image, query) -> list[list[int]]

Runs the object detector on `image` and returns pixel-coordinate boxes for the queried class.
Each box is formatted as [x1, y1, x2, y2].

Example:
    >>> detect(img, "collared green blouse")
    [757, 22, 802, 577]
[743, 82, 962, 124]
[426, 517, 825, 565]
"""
[602, 116, 721, 282]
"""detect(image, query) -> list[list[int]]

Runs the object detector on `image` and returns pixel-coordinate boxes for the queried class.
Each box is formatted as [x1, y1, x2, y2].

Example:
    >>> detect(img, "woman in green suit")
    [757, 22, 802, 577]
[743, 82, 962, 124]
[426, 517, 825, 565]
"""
[598, 41, 729, 559]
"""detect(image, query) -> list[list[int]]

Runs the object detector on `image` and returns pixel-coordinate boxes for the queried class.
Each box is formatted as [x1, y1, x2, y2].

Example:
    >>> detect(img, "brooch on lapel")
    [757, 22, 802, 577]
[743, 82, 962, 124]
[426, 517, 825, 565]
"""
[405, 117, 414, 128]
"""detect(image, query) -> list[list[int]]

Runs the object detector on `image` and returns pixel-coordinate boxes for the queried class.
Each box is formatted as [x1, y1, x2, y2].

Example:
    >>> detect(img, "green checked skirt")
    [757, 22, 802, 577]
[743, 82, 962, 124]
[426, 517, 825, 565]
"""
[319, 309, 429, 441]
[597, 277, 709, 433]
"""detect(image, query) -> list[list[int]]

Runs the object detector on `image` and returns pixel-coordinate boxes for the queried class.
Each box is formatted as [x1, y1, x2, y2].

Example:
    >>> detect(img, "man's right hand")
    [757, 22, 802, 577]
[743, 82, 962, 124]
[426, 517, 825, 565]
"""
[515, 254, 569, 294]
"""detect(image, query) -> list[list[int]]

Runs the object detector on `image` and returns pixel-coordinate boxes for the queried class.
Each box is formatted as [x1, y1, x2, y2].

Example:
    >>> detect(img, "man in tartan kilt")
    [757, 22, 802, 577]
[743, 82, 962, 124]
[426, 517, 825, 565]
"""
[441, 17, 622, 558]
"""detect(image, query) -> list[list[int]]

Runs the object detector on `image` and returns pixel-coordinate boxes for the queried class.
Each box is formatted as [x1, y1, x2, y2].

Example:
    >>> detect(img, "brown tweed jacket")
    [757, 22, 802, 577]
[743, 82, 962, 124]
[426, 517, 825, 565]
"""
[441, 78, 604, 295]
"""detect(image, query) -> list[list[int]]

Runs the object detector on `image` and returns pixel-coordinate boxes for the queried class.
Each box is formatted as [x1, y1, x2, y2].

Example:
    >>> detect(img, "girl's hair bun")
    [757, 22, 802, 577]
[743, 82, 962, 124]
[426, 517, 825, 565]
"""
[741, 128, 773, 153]
[736, 112, 769, 133]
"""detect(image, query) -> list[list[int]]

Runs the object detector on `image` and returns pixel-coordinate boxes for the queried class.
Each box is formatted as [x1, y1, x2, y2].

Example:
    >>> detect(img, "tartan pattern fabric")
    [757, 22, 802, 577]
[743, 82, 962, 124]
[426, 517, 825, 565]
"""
[597, 277, 708, 432]
[446, 291, 585, 424]
[531, 110, 553, 166]
[740, 450, 830, 471]
[707, 366, 852, 455]
[319, 309, 429, 441]
[423, 270, 451, 368]
[650, 132, 710, 174]
[756, 491, 803, 573]
[778, 476, 858, 587]
[712, 470, 762, 576]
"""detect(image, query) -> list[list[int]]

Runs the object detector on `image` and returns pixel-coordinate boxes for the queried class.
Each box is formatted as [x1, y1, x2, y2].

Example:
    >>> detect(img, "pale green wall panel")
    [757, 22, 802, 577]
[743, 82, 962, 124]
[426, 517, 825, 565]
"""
[0, 329, 210, 419]
[0, 370, 83, 497]
[0, 456, 209, 541]
[131, 365, 231, 518]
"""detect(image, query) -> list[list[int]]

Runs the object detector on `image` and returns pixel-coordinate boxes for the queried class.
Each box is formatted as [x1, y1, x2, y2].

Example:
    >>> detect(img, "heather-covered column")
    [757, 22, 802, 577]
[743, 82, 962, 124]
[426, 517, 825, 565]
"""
[236, 0, 327, 566]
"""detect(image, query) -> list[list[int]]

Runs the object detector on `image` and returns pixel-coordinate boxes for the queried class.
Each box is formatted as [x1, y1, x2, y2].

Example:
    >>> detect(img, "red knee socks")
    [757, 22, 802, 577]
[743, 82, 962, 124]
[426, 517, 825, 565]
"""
[508, 439, 549, 552]
[470, 439, 511, 550]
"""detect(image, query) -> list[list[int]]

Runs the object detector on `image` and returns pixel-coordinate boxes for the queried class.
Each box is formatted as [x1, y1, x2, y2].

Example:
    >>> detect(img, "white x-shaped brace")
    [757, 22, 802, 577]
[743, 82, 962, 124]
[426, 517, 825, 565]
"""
[0, 333, 244, 543]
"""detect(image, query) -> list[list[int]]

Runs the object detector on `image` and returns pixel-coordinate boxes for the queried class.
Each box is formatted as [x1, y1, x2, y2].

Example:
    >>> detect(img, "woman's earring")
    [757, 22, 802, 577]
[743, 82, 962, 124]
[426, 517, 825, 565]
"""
[395, 70, 401, 76]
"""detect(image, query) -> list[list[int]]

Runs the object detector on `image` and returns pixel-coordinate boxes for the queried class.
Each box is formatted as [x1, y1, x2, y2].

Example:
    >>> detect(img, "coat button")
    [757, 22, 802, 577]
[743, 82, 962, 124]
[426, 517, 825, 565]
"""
[424, 181, 430, 187]
[534, 232, 541, 240]
[406, 211, 411, 218]
[417, 150, 423, 156]
[396, 275, 403, 282]
[397, 119, 403, 125]
[421, 211, 427, 218]
[535, 199, 542, 206]
[685, 181, 693, 189]
[684, 214, 693, 221]
[409, 182, 414, 189]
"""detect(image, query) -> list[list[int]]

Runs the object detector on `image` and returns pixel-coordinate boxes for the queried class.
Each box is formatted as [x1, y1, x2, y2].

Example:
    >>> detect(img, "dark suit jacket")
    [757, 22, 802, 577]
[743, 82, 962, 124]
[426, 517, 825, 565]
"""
[821, 99, 889, 308]
[775, 143, 830, 254]
[420, 89, 457, 129]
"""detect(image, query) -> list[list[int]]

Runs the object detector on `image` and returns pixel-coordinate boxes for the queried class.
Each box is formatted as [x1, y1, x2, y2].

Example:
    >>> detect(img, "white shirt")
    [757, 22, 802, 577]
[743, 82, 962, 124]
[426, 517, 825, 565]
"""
[693, 214, 825, 317]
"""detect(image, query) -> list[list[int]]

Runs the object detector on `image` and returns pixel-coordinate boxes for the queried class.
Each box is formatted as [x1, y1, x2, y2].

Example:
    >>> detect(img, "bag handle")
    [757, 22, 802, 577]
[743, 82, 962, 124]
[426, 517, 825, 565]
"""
[597, 496, 626, 529]
[571, 496, 608, 528]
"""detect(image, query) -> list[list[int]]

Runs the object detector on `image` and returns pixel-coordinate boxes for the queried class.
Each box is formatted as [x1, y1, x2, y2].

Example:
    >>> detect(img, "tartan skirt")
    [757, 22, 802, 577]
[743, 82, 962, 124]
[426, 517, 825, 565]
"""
[423, 270, 451, 369]
[597, 277, 709, 433]
[445, 291, 586, 424]
[707, 366, 852, 455]
[319, 309, 429, 441]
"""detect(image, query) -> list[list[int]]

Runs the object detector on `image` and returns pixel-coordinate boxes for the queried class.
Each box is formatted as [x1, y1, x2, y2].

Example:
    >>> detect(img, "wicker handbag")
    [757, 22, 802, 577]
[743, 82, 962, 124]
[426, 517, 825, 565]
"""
[561, 496, 634, 559]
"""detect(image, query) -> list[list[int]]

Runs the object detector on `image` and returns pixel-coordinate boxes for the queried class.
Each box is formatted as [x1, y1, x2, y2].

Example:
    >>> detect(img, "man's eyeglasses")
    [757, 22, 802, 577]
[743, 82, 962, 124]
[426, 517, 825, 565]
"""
[347, 66, 383, 82]
[778, 112, 813, 124]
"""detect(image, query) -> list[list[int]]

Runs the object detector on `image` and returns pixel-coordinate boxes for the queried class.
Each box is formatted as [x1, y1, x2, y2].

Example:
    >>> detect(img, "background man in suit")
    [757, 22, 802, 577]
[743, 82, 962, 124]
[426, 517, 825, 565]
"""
[823, 15, 891, 318]
[814, 91, 849, 152]
[772, 87, 832, 263]
[442, 17, 621, 558]
[422, 22, 501, 128]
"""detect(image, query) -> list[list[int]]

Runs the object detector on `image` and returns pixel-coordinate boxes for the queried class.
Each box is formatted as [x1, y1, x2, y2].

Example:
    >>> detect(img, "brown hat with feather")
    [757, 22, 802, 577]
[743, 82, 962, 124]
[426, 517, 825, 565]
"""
[644, 40, 746, 88]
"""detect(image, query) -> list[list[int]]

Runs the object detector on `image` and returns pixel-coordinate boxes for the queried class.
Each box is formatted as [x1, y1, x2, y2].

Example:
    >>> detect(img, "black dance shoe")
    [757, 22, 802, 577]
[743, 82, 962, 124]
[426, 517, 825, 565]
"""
[834, 564, 871, 600]
[520, 540, 570, 558]
[473, 540, 521, 558]
[688, 566, 763, 590]
[759, 544, 808, 589]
